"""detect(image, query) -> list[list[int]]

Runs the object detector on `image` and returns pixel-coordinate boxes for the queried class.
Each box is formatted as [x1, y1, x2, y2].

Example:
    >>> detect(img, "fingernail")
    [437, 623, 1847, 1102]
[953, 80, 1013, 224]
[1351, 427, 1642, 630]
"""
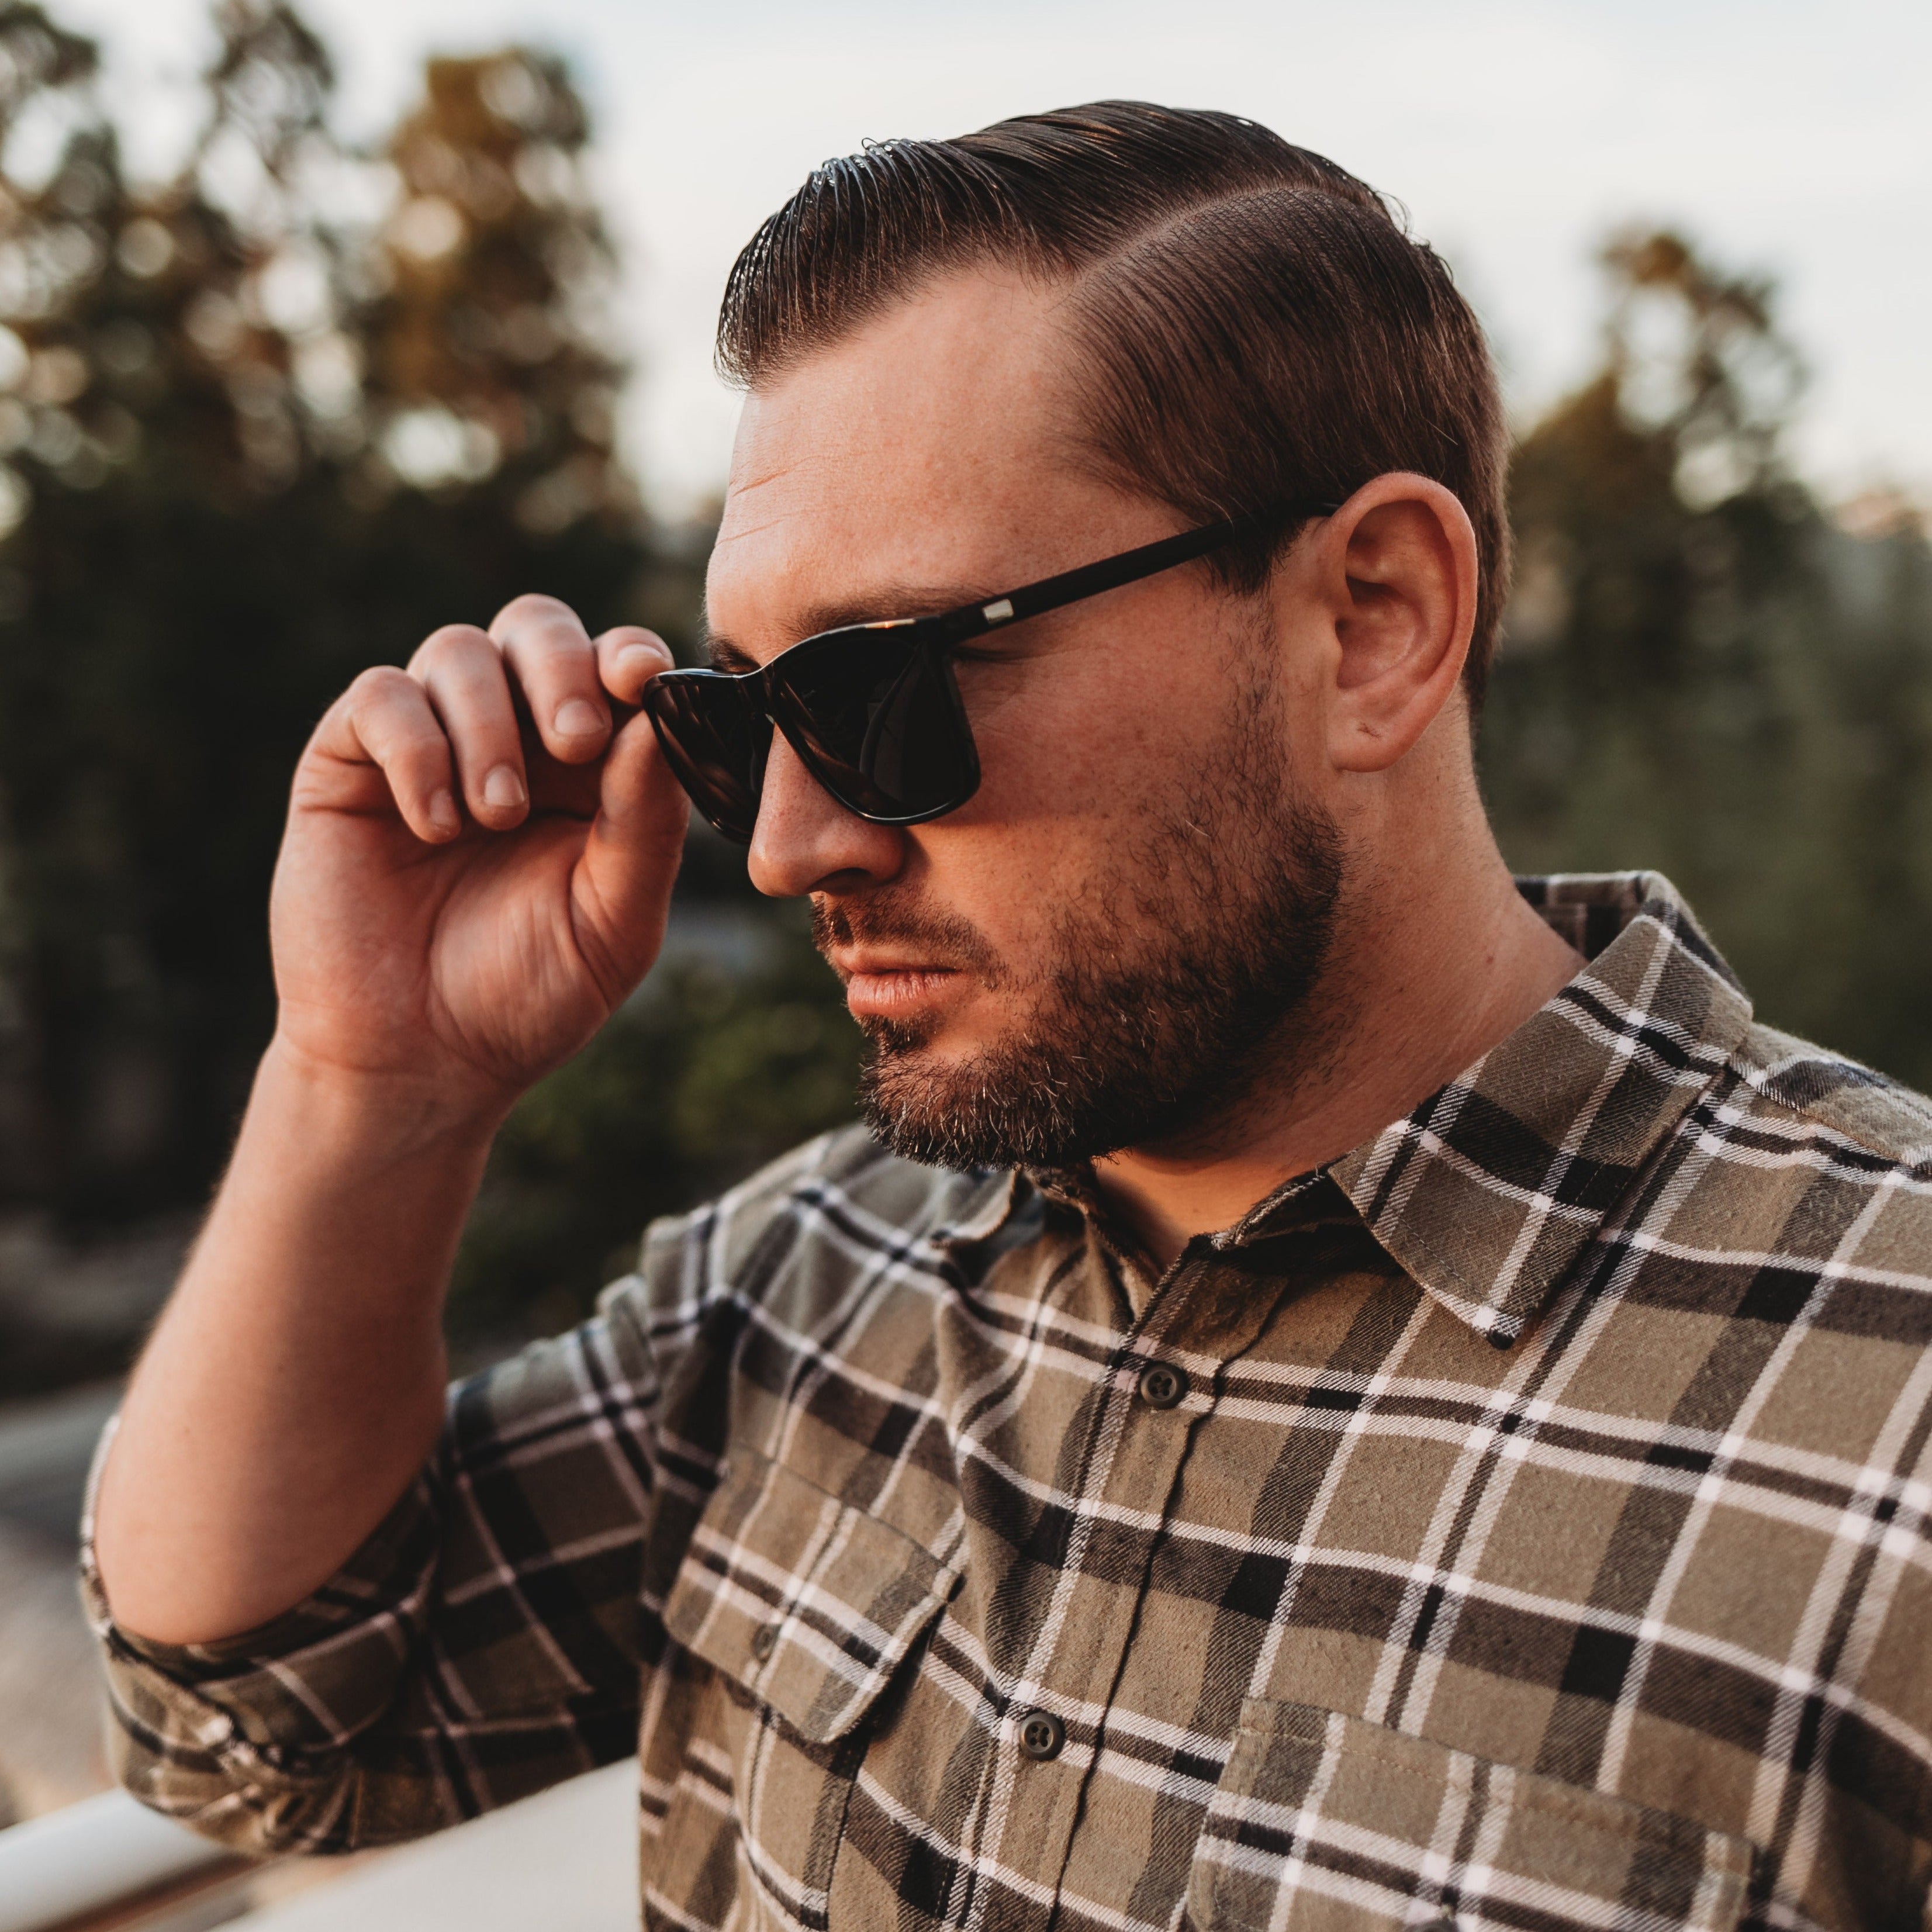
[483, 765, 526, 810]
[554, 698, 607, 738]
[616, 643, 659, 682]
[428, 789, 459, 837]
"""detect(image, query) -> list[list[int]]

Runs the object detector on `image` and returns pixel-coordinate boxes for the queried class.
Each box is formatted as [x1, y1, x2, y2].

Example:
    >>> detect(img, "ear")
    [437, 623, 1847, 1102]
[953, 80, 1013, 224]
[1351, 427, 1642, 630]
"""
[1304, 472, 1478, 773]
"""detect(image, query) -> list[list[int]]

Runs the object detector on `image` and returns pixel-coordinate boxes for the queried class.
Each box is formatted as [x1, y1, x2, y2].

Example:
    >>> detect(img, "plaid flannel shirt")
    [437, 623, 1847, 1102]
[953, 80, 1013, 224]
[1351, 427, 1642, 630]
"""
[85, 872, 1932, 1932]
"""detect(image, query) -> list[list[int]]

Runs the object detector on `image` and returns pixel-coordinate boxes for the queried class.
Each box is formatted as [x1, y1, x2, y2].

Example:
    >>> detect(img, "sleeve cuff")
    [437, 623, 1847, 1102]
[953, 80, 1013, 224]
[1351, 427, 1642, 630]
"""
[81, 1418, 447, 1758]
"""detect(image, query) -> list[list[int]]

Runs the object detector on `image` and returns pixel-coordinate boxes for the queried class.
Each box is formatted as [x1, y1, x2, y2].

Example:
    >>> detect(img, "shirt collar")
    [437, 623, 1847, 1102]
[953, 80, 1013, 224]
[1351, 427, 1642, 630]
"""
[1315, 871, 1751, 1347]
[927, 1166, 1027, 1249]
[931, 872, 1752, 1350]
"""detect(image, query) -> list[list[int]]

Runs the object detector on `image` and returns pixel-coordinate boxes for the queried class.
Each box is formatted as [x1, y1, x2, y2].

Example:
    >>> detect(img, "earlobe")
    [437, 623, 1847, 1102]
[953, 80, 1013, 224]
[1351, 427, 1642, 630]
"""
[1320, 475, 1477, 774]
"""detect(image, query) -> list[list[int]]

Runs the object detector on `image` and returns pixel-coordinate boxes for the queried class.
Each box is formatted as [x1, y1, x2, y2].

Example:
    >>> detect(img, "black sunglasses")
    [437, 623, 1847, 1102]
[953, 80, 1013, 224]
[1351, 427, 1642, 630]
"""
[642, 500, 1339, 844]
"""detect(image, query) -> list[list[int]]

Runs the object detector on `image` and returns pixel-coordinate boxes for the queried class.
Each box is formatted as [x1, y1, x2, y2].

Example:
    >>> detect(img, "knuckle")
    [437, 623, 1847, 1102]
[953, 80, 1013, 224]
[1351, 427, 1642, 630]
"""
[344, 671, 441, 754]
[523, 627, 596, 676]
[389, 715, 448, 764]
[492, 591, 574, 634]
[442, 704, 520, 768]
[403, 744, 452, 784]
[341, 669, 425, 749]
[410, 623, 492, 675]
[348, 663, 410, 704]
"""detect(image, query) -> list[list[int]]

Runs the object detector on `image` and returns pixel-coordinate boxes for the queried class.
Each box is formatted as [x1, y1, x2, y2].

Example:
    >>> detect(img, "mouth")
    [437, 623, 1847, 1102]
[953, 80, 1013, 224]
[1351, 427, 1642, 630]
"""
[827, 949, 968, 1022]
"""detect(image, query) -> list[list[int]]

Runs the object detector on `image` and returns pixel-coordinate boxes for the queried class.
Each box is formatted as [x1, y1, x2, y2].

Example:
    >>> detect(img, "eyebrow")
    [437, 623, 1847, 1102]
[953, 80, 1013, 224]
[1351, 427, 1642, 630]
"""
[703, 582, 993, 673]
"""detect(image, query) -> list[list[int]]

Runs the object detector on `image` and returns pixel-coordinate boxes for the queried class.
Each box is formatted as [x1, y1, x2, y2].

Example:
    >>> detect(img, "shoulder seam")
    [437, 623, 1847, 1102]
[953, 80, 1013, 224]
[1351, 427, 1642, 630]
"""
[1729, 1029, 1932, 1170]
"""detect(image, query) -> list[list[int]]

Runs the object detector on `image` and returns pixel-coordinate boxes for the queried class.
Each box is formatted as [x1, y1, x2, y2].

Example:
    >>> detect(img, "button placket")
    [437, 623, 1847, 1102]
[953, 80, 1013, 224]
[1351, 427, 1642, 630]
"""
[1051, 1254, 1295, 1923]
[969, 1254, 1217, 1894]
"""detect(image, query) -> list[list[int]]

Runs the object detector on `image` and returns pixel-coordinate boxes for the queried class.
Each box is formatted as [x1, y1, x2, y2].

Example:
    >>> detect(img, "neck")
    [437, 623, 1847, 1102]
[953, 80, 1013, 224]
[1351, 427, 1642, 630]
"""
[1091, 824, 1584, 1276]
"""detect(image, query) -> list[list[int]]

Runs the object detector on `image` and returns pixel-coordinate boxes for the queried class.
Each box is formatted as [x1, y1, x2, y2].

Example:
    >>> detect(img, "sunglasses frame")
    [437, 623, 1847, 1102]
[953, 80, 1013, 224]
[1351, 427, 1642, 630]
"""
[644, 499, 1340, 843]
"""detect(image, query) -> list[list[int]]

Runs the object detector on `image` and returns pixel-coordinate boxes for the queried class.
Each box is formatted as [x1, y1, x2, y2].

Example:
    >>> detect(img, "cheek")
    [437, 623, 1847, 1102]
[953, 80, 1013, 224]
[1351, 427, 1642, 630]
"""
[905, 651, 1232, 981]
[960, 643, 1226, 827]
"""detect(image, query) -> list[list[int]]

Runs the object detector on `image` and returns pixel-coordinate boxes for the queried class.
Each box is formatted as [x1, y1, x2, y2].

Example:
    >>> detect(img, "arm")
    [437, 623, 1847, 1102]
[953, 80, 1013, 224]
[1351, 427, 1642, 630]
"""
[92, 597, 689, 1646]
[87, 1285, 671, 1850]
[82, 1133, 853, 1854]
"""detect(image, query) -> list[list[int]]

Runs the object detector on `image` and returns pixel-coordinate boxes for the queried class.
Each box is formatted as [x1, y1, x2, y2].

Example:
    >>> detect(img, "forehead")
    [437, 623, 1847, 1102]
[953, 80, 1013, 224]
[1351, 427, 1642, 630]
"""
[707, 270, 1107, 645]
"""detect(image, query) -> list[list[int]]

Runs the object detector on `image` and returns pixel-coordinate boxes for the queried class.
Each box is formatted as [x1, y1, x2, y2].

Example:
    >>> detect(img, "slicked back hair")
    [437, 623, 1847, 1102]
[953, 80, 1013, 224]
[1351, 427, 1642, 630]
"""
[718, 102, 1512, 711]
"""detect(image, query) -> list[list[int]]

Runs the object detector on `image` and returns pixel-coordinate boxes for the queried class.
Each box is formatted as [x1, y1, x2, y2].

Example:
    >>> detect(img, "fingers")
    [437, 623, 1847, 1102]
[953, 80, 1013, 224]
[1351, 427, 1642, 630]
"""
[571, 709, 691, 1000]
[317, 602, 672, 849]
[313, 667, 462, 844]
[489, 594, 614, 764]
[408, 624, 531, 830]
[595, 625, 675, 705]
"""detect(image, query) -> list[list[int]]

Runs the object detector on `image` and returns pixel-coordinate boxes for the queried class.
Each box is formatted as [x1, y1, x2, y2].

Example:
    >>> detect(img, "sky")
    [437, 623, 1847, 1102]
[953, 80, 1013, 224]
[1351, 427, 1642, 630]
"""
[53, 0, 1932, 518]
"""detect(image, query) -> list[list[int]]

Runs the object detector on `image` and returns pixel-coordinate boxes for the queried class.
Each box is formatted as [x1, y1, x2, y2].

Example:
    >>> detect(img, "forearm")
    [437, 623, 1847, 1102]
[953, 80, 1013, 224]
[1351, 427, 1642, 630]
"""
[94, 1038, 502, 1645]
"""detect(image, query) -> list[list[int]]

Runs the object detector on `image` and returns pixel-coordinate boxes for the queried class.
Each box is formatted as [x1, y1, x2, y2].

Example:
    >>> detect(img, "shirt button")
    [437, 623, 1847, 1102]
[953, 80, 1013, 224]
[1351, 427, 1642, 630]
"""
[1017, 1709, 1064, 1761]
[1137, 1361, 1188, 1409]
[751, 1622, 780, 1661]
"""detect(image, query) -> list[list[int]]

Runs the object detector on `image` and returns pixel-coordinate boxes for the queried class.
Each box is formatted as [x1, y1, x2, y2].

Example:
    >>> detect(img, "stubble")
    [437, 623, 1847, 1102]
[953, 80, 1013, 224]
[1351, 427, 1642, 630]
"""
[818, 652, 1347, 1173]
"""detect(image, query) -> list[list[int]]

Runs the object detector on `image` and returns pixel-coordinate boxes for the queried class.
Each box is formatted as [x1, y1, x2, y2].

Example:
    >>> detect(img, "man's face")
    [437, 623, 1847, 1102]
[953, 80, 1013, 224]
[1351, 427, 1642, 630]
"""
[703, 269, 1346, 1169]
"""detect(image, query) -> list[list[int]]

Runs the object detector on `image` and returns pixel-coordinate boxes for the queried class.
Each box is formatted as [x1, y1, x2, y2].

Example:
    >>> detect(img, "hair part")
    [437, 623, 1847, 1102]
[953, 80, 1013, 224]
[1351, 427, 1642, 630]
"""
[718, 101, 1511, 708]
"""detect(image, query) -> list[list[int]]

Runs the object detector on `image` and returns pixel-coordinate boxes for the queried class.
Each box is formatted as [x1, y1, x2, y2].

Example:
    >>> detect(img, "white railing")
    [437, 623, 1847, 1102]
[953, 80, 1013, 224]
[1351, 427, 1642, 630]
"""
[0, 1760, 637, 1931]
[0, 1788, 242, 1931]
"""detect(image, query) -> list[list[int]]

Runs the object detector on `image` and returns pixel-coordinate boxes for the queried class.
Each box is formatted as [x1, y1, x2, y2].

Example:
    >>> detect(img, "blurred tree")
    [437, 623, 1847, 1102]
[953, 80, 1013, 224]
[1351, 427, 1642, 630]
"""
[0, 0, 849, 1374]
[448, 908, 860, 1345]
[1485, 230, 1932, 1080]
[367, 48, 630, 535]
[0, 2, 666, 1225]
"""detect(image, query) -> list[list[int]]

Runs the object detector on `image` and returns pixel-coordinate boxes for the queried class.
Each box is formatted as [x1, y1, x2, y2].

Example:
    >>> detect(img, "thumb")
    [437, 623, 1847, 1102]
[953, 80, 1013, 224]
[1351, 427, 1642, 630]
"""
[569, 708, 690, 1005]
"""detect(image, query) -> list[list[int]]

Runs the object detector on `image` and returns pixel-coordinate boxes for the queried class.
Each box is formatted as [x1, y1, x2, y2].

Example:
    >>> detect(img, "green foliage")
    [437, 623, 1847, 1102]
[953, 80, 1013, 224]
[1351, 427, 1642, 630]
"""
[1484, 230, 1932, 1082]
[447, 908, 859, 1346]
[0, 2, 661, 1221]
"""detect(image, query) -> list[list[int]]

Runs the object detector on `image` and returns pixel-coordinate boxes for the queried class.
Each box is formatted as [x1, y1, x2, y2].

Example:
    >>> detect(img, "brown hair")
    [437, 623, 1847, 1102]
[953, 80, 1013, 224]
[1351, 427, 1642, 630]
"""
[718, 101, 1511, 709]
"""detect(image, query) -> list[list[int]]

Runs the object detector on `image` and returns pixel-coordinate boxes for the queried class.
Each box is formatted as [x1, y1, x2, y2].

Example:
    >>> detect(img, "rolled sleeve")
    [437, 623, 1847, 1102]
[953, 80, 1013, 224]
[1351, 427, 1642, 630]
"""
[82, 1295, 665, 1855]
[82, 1453, 447, 1852]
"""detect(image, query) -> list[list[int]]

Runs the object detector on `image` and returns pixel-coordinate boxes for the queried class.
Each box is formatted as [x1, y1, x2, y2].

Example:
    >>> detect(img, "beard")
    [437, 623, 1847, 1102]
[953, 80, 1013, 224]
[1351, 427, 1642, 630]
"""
[816, 655, 1347, 1173]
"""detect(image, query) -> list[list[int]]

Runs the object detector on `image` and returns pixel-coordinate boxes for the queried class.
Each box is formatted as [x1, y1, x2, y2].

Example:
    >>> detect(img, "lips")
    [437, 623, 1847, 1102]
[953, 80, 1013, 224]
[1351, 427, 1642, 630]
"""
[815, 896, 1001, 1024]
[827, 946, 949, 980]
[832, 954, 965, 1021]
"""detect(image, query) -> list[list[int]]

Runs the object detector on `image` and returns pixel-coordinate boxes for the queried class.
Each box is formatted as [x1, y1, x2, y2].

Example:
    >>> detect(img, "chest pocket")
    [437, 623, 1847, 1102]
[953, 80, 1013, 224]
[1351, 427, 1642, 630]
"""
[665, 1446, 962, 1742]
[1190, 1699, 1754, 1932]
[649, 1447, 960, 1931]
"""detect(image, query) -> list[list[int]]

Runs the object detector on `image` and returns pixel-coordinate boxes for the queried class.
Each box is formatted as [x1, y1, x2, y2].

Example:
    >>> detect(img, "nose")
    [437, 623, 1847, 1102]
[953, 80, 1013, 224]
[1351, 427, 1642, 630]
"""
[746, 731, 906, 897]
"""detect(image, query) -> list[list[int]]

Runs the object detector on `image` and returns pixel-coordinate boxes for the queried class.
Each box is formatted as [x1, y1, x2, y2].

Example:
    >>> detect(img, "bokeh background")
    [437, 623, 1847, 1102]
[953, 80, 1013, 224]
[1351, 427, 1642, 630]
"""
[0, 0, 1927, 1833]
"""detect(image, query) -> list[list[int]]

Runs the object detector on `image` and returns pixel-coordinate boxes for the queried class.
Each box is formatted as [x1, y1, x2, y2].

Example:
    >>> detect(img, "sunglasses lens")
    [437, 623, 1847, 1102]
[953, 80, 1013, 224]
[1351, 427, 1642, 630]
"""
[775, 632, 977, 822]
[643, 674, 767, 844]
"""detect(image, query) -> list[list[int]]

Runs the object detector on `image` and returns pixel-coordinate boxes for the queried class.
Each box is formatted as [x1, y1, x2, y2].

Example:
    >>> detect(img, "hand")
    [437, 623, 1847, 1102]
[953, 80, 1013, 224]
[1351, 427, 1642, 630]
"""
[269, 595, 690, 1122]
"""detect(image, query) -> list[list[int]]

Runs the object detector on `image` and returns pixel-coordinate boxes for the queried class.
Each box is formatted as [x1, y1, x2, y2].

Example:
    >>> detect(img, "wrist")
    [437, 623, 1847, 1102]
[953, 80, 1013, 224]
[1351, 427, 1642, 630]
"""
[253, 1034, 511, 1169]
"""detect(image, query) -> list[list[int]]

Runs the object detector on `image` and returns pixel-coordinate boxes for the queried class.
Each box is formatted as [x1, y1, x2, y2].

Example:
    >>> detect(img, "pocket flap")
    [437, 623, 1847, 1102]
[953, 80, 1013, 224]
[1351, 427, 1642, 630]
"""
[1191, 1698, 1755, 1932]
[664, 1447, 960, 1745]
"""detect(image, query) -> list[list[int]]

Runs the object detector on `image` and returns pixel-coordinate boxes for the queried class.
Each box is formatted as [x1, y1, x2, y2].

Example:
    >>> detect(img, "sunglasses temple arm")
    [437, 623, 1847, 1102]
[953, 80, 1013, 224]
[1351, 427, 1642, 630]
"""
[940, 500, 1339, 641]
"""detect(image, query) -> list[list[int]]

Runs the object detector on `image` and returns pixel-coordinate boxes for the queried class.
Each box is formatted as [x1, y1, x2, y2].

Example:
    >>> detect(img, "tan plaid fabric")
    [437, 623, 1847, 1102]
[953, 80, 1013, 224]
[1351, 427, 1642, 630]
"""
[84, 873, 1932, 1932]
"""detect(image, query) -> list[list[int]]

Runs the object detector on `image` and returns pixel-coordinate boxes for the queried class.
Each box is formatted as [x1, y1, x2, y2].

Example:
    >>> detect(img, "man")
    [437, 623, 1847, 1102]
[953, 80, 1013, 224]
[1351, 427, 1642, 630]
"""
[87, 103, 1932, 1932]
